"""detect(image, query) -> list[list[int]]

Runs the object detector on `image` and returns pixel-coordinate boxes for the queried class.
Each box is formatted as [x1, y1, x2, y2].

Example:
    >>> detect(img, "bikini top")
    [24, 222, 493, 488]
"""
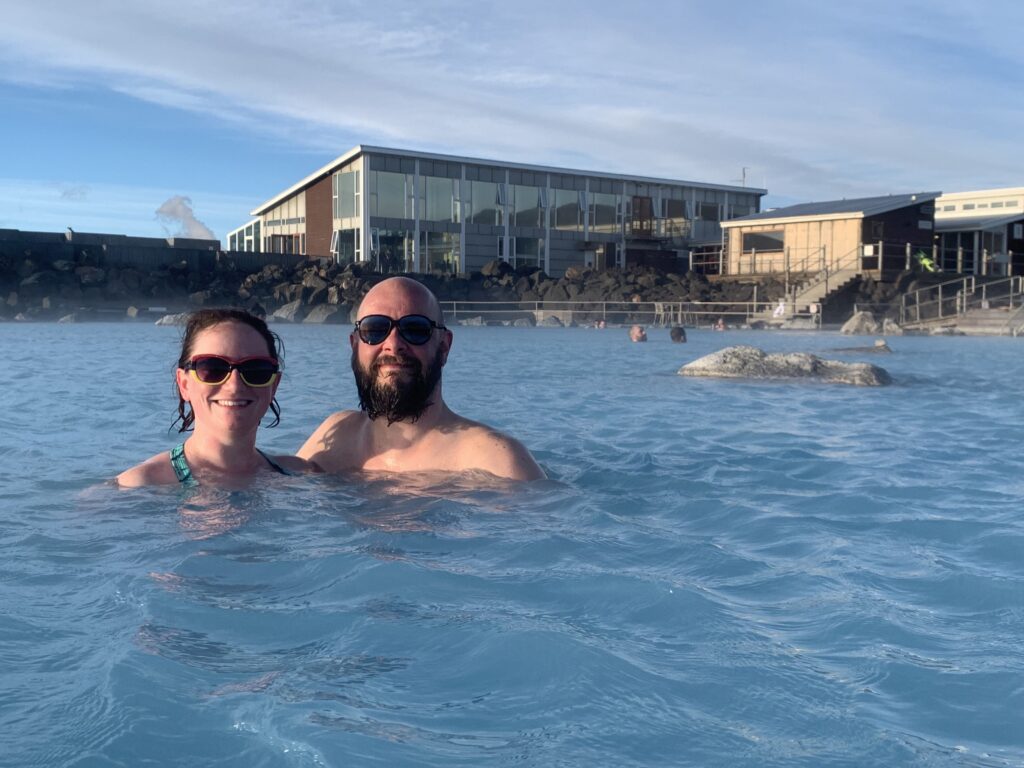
[169, 443, 292, 487]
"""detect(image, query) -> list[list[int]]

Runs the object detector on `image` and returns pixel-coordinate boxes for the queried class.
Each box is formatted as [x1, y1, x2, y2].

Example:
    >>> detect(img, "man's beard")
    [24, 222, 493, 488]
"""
[351, 347, 444, 425]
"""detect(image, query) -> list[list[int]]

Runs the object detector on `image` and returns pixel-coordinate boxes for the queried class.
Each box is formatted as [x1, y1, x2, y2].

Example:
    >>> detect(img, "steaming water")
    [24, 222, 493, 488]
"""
[2, 323, 1023, 767]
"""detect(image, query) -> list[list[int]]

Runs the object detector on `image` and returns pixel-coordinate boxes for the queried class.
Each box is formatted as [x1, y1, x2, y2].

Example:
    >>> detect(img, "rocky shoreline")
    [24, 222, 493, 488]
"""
[1, 248, 936, 326]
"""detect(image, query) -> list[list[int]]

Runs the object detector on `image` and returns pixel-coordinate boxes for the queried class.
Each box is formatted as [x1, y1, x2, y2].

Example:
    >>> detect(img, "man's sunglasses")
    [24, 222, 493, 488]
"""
[182, 355, 280, 387]
[354, 314, 446, 346]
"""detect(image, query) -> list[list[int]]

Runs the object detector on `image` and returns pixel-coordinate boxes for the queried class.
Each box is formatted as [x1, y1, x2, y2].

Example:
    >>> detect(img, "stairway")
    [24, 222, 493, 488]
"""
[751, 268, 861, 324]
[953, 306, 1017, 336]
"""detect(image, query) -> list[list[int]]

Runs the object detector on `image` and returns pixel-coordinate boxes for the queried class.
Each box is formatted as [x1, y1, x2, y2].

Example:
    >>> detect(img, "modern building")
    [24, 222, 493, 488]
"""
[933, 187, 1024, 275]
[226, 219, 261, 253]
[718, 192, 941, 278]
[238, 145, 765, 277]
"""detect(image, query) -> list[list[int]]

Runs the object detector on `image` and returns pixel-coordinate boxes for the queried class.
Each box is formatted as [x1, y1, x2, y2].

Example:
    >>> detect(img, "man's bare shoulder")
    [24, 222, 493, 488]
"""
[297, 410, 366, 469]
[446, 416, 546, 481]
[116, 451, 177, 488]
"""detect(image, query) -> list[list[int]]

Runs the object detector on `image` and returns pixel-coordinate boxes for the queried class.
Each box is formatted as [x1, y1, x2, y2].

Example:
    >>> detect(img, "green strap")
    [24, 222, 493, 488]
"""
[170, 443, 197, 487]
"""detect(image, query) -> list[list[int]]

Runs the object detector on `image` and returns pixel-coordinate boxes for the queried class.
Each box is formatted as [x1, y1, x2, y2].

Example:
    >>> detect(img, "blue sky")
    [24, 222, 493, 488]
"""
[3, 0, 1024, 245]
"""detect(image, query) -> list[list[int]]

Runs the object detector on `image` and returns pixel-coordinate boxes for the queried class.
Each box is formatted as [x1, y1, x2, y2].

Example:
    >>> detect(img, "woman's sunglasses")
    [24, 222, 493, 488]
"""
[182, 355, 280, 387]
[354, 314, 446, 346]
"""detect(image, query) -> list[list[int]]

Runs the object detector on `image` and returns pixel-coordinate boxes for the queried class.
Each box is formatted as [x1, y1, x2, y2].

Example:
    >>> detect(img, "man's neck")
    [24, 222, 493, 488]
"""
[365, 394, 456, 446]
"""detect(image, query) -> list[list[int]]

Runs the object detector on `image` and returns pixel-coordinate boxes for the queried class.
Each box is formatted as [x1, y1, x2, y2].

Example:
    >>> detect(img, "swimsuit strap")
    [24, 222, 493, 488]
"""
[257, 448, 293, 476]
[169, 443, 197, 487]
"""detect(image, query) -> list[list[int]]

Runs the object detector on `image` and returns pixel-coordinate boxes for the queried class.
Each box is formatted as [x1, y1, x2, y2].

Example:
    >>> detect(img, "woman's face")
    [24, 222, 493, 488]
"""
[176, 321, 280, 439]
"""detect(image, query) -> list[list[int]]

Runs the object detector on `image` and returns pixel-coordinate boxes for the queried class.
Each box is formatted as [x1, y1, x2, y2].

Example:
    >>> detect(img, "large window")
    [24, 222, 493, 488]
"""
[553, 188, 581, 231]
[698, 202, 720, 221]
[742, 230, 784, 252]
[372, 229, 416, 273]
[513, 237, 544, 269]
[369, 171, 414, 219]
[333, 170, 359, 219]
[665, 199, 689, 239]
[591, 192, 620, 234]
[421, 176, 459, 224]
[469, 180, 502, 226]
[420, 231, 460, 273]
[514, 185, 544, 228]
[331, 228, 360, 265]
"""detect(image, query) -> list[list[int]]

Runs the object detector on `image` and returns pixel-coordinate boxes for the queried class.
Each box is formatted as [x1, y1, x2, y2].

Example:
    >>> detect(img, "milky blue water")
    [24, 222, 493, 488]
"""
[2, 322, 1024, 767]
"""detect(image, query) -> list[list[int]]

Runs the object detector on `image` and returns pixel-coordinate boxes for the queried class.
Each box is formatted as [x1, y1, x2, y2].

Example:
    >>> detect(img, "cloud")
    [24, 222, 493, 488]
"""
[2, 0, 1024, 206]
[155, 196, 217, 240]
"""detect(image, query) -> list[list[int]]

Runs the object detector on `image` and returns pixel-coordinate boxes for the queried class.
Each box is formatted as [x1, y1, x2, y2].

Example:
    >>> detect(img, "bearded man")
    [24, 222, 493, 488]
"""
[297, 276, 545, 480]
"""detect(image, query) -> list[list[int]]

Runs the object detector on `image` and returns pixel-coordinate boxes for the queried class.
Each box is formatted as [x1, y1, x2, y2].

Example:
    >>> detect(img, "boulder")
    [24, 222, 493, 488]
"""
[155, 313, 189, 326]
[678, 345, 892, 386]
[539, 315, 564, 327]
[303, 304, 345, 324]
[830, 339, 893, 354]
[930, 326, 965, 336]
[57, 313, 77, 323]
[840, 310, 881, 335]
[271, 299, 308, 323]
[458, 315, 485, 326]
[74, 266, 106, 286]
[513, 316, 536, 327]
[881, 318, 904, 336]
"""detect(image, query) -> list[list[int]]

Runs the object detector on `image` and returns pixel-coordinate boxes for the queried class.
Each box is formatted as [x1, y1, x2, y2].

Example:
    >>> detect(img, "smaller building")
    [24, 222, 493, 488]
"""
[934, 188, 1024, 275]
[226, 219, 262, 253]
[719, 192, 940, 278]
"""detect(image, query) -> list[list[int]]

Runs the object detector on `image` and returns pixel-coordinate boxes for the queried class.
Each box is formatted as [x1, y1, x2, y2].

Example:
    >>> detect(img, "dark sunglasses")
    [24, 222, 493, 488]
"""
[182, 355, 280, 387]
[354, 314, 446, 346]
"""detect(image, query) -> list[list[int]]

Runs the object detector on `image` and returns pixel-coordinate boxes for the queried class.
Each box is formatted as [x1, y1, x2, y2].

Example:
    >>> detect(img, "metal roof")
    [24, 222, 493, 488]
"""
[934, 212, 1024, 232]
[251, 144, 767, 216]
[721, 191, 942, 227]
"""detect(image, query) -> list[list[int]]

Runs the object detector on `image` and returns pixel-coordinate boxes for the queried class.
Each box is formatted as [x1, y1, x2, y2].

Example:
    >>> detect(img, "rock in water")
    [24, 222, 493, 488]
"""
[678, 345, 892, 386]
[840, 311, 881, 335]
[155, 313, 189, 326]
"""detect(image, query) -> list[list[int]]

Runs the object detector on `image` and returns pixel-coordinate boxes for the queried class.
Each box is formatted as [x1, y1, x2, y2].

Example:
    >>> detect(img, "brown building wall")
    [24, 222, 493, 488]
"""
[727, 218, 862, 275]
[304, 175, 333, 258]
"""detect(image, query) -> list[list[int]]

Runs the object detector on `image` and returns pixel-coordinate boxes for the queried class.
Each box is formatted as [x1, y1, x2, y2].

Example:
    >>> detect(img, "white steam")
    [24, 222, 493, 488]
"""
[156, 195, 217, 240]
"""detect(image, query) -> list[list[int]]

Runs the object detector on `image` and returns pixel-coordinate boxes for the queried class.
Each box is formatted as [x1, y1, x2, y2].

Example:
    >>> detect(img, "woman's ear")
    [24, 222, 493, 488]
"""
[176, 366, 191, 402]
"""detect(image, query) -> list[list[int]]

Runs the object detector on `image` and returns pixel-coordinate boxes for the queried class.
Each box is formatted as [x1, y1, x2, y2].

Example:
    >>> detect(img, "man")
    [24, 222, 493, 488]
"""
[298, 276, 546, 480]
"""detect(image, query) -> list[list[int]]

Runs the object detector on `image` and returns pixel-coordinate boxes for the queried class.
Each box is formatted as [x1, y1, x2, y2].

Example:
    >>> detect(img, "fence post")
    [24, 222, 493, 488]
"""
[877, 240, 883, 273]
[982, 249, 989, 277]
[933, 243, 939, 272]
[784, 246, 790, 299]
[751, 248, 757, 275]
[905, 242, 911, 271]
[957, 246, 963, 274]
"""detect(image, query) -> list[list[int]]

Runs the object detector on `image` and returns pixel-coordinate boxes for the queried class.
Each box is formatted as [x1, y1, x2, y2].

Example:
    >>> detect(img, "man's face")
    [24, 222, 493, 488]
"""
[349, 279, 451, 424]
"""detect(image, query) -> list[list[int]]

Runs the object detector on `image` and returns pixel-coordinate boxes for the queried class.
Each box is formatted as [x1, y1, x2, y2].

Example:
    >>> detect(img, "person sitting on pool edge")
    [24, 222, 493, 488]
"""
[117, 308, 317, 487]
[297, 276, 545, 481]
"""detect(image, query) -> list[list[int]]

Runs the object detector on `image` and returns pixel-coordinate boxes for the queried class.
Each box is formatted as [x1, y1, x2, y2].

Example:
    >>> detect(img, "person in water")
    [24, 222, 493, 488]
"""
[629, 325, 648, 342]
[298, 276, 545, 480]
[117, 308, 316, 487]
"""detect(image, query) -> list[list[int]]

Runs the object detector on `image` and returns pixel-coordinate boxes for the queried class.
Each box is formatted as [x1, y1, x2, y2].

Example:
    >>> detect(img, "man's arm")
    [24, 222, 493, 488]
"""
[297, 411, 359, 472]
[462, 428, 546, 481]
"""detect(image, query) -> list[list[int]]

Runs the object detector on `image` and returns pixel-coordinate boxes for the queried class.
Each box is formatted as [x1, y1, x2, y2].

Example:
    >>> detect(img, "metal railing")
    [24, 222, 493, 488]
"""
[899, 275, 1024, 326]
[436, 300, 821, 328]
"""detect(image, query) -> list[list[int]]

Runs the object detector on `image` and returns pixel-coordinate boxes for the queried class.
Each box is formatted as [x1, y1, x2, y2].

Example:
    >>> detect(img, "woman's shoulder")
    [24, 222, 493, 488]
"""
[116, 450, 179, 488]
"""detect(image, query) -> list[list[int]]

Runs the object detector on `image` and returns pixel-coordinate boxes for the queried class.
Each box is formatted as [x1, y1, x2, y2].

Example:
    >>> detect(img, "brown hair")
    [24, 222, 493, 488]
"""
[173, 308, 283, 432]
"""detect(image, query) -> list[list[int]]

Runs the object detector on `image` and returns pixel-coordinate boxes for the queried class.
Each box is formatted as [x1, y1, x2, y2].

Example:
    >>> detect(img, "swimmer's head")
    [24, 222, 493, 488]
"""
[173, 308, 283, 432]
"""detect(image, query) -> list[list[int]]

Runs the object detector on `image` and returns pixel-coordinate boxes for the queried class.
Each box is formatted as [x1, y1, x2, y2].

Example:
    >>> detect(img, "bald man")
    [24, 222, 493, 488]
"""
[297, 276, 545, 481]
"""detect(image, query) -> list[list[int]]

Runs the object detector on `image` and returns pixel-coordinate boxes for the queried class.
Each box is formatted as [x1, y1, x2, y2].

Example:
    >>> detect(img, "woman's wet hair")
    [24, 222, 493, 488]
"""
[172, 308, 284, 432]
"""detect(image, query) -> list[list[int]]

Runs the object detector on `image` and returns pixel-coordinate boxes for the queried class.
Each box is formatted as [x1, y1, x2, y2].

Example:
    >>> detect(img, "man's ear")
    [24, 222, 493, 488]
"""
[439, 329, 453, 366]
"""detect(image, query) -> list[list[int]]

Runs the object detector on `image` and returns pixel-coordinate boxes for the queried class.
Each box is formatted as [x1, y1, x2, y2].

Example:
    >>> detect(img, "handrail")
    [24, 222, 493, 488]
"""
[899, 275, 1024, 326]
[435, 299, 821, 328]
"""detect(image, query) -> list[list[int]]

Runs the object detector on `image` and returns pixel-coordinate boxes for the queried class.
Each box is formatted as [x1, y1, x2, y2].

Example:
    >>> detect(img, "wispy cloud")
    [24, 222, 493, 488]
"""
[3, 0, 1024, 210]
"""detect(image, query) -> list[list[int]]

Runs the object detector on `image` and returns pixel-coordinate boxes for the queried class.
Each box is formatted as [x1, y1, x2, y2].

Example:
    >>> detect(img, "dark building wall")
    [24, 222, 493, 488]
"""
[305, 175, 333, 258]
[862, 203, 936, 273]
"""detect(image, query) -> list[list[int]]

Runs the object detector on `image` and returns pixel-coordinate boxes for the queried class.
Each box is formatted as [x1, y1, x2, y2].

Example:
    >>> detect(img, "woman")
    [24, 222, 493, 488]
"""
[117, 308, 316, 487]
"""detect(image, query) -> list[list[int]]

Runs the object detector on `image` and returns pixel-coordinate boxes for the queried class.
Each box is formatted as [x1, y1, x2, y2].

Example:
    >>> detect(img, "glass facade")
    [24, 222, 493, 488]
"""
[333, 171, 360, 219]
[420, 231, 460, 273]
[369, 171, 414, 219]
[590, 192, 619, 234]
[421, 176, 459, 224]
[514, 185, 543, 228]
[552, 188, 581, 231]
[469, 181, 502, 225]
[513, 236, 544, 268]
[373, 229, 416, 273]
